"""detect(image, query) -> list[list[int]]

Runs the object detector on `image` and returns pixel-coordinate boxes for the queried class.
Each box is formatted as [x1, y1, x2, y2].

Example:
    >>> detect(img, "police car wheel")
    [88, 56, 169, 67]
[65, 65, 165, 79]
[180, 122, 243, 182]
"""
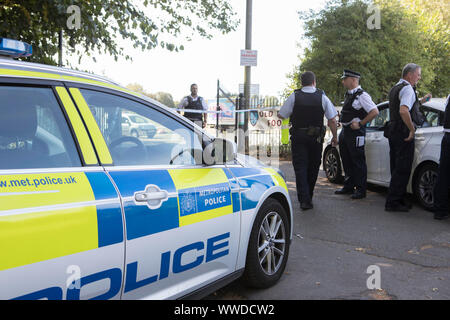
[131, 129, 139, 138]
[324, 148, 343, 183]
[243, 198, 290, 289]
[413, 163, 438, 210]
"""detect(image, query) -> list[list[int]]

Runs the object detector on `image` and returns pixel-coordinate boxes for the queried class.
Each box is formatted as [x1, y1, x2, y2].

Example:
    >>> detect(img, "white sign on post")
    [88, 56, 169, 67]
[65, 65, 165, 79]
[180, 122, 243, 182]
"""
[240, 50, 258, 67]
[239, 84, 260, 97]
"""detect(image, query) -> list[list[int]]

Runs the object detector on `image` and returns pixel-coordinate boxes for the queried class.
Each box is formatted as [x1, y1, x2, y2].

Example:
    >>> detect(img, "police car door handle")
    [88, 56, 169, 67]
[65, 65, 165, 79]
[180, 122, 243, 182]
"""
[134, 185, 169, 210]
[135, 191, 167, 202]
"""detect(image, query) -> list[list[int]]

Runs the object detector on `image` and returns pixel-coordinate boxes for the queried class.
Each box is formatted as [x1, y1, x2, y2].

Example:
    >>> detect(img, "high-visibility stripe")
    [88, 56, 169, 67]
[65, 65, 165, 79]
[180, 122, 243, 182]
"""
[0, 68, 59, 79]
[0, 206, 99, 271]
[0, 172, 99, 271]
[168, 169, 233, 227]
[0, 68, 140, 97]
[55, 86, 98, 165]
[281, 118, 290, 145]
[69, 88, 113, 165]
[108, 170, 179, 240]
[264, 168, 288, 193]
[0, 171, 126, 271]
[0, 173, 95, 211]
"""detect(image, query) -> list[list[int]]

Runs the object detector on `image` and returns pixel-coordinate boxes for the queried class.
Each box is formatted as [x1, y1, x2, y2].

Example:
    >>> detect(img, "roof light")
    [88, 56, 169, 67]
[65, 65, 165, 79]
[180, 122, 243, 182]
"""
[0, 38, 33, 58]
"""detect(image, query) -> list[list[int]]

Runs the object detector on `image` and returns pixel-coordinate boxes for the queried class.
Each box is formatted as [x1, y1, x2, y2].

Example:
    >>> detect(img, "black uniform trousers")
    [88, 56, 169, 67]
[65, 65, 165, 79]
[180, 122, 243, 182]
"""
[339, 126, 367, 193]
[433, 133, 450, 215]
[291, 130, 323, 204]
[386, 131, 415, 207]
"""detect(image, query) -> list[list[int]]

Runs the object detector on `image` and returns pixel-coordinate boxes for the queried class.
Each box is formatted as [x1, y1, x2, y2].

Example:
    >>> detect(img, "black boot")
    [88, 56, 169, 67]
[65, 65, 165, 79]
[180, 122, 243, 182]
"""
[335, 187, 354, 195]
[300, 202, 314, 211]
[351, 190, 366, 200]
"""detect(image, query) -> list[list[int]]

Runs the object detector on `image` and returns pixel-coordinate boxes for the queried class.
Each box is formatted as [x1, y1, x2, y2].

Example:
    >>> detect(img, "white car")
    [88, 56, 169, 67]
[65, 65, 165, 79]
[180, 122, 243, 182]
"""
[121, 113, 157, 139]
[323, 98, 447, 209]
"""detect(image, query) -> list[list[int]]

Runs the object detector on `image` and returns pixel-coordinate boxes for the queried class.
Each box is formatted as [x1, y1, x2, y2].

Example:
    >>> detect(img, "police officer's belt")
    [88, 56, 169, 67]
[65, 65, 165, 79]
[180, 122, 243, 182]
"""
[290, 126, 324, 137]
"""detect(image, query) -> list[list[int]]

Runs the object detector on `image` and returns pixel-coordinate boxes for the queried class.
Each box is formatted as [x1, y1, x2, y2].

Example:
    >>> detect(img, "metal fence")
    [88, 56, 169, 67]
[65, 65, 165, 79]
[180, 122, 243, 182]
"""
[214, 95, 292, 161]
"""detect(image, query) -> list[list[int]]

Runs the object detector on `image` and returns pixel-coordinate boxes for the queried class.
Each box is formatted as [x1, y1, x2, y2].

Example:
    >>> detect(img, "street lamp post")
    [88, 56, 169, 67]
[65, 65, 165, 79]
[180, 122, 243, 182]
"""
[243, 0, 252, 155]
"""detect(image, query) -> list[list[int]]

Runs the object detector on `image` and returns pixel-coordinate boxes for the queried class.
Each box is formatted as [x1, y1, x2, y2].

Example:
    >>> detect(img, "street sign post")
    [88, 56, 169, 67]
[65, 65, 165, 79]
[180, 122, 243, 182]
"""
[240, 49, 257, 67]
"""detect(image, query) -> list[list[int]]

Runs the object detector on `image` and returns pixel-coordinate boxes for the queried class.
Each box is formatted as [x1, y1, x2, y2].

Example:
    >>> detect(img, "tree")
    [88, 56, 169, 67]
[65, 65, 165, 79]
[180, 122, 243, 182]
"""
[0, 0, 239, 66]
[288, 0, 449, 104]
[376, 0, 450, 97]
[126, 83, 175, 108]
[154, 92, 175, 108]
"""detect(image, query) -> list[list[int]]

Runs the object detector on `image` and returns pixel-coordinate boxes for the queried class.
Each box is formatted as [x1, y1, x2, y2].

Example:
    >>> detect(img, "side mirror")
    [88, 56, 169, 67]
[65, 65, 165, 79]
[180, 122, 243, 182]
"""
[203, 138, 237, 165]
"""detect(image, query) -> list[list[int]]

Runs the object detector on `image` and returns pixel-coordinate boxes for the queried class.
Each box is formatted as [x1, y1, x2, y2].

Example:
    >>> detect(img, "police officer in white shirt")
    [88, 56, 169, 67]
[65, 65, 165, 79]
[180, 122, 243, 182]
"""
[178, 84, 209, 128]
[279, 71, 338, 210]
[335, 69, 379, 200]
[385, 63, 432, 212]
[433, 94, 450, 220]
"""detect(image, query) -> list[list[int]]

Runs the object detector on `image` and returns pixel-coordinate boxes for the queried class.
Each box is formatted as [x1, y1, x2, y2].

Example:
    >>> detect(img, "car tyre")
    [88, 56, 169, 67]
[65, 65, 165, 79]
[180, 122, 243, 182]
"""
[131, 129, 139, 138]
[242, 198, 290, 289]
[324, 148, 343, 184]
[413, 163, 438, 210]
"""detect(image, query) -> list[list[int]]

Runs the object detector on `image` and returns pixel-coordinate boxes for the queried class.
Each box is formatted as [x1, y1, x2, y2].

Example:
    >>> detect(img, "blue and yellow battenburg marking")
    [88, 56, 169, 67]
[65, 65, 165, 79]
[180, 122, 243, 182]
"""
[109, 169, 234, 240]
[228, 167, 287, 212]
[169, 168, 233, 227]
[0, 172, 123, 271]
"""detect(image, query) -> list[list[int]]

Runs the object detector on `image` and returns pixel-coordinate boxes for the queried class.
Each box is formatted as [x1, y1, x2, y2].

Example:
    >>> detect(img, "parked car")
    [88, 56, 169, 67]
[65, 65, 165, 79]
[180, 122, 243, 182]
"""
[122, 113, 157, 138]
[323, 98, 447, 209]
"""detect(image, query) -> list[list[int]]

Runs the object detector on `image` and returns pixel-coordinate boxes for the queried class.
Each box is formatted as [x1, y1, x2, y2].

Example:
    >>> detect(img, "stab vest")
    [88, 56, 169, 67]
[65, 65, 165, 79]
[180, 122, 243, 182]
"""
[291, 89, 324, 129]
[184, 96, 204, 122]
[388, 82, 413, 123]
[340, 89, 367, 123]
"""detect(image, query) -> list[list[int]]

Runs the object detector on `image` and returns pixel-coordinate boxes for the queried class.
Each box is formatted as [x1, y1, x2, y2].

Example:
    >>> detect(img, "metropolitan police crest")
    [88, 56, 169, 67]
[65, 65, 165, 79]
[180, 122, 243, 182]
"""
[179, 190, 197, 216]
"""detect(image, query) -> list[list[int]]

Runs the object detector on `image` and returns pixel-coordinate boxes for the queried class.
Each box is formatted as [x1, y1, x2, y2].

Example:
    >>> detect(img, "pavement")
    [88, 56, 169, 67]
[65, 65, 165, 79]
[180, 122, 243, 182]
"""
[208, 161, 450, 300]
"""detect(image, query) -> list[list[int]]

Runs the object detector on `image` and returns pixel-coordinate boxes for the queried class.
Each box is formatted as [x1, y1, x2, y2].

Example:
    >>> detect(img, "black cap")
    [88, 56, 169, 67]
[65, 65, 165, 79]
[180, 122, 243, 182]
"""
[341, 69, 361, 79]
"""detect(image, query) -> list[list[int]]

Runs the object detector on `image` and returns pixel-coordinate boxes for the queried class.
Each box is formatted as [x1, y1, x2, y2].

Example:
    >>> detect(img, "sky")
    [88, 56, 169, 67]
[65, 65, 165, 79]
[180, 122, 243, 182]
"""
[70, 0, 328, 103]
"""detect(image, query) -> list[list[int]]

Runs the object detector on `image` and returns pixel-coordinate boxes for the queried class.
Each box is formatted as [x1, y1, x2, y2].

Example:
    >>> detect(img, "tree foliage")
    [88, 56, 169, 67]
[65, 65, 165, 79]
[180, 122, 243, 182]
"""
[0, 0, 239, 66]
[287, 0, 449, 104]
[126, 83, 175, 108]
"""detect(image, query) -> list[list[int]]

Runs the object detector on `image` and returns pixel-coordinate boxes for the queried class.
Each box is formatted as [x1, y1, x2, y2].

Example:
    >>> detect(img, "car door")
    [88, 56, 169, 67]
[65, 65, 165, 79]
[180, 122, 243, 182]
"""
[0, 84, 125, 300]
[412, 104, 442, 164]
[364, 126, 379, 181]
[71, 87, 241, 300]
[365, 103, 391, 184]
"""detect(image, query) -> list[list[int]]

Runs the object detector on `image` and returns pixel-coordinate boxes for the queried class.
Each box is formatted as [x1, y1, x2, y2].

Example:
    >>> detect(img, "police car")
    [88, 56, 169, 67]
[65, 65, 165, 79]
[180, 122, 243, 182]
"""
[0, 39, 293, 300]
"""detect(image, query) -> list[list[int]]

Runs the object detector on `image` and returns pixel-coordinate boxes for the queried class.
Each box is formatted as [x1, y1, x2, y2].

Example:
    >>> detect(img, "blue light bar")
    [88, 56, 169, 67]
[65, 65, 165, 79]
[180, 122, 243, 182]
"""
[0, 38, 33, 58]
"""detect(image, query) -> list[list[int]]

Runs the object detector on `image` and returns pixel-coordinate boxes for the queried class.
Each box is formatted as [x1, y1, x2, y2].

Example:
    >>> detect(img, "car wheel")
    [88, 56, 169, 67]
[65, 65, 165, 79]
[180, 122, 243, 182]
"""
[324, 148, 343, 184]
[242, 198, 290, 289]
[413, 163, 438, 210]
[131, 129, 139, 138]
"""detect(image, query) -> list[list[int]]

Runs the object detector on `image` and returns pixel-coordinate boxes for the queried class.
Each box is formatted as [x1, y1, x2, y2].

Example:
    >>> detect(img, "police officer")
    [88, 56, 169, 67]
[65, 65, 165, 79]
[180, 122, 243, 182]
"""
[178, 84, 208, 128]
[335, 70, 379, 199]
[433, 94, 450, 220]
[385, 63, 432, 212]
[279, 71, 338, 210]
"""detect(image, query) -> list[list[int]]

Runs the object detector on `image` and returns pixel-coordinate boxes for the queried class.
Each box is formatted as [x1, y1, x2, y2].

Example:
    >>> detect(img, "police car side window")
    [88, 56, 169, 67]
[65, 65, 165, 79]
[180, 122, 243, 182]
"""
[79, 89, 203, 166]
[0, 86, 82, 170]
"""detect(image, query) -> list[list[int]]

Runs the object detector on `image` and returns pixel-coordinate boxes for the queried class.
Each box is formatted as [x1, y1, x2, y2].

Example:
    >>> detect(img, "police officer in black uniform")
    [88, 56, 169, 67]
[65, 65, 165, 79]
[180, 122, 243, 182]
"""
[279, 71, 338, 210]
[385, 63, 432, 212]
[178, 83, 208, 128]
[433, 94, 450, 220]
[335, 70, 379, 199]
